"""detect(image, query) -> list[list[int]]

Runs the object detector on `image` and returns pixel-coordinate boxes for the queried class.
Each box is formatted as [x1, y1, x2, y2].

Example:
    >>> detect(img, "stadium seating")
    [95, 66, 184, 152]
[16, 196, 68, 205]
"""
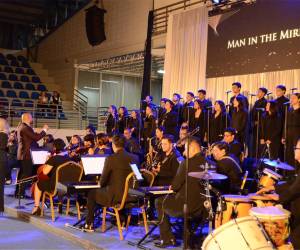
[32, 76, 41, 83]
[4, 66, 13, 73]
[31, 92, 40, 100]
[15, 67, 25, 74]
[8, 74, 18, 81]
[13, 82, 23, 89]
[25, 83, 35, 90]
[20, 75, 30, 82]
[0, 73, 6, 80]
[1, 81, 12, 89]
[11, 99, 22, 107]
[19, 91, 29, 99]
[37, 84, 47, 91]
[24, 100, 34, 107]
[7, 90, 17, 98]
[26, 68, 35, 75]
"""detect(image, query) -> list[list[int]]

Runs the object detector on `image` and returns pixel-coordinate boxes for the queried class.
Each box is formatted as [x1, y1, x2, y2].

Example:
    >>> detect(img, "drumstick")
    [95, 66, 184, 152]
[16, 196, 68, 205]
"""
[240, 171, 248, 191]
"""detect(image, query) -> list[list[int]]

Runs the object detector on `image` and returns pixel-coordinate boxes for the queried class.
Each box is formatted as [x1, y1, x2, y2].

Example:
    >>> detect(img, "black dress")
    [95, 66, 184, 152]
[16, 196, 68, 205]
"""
[209, 112, 230, 144]
[190, 110, 206, 143]
[0, 132, 8, 212]
[229, 94, 249, 115]
[181, 101, 194, 124]
[143, 115, 156, 143]
[127, 117, 141, 138]
[117, 115, 129, 134]
[105, 114, 117, 134]
[162, 111, 178, 139]
[260, 112, 283, 160]
[231, 109, 248, 144]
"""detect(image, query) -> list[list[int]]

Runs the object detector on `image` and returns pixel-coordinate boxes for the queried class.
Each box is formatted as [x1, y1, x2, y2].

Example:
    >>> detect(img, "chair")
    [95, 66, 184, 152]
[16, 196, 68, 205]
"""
[0, 73, 6, 80]
[0, 97, 8, 106]
[10, 60, 19, 67]
[0, 53, 5, 60]
[101, 172, 149, 240]
[31, 92, 39, 100]
[26, 68, 35, 75]
[41, 161, 83, 222]
[17, 55, 27, 62]
[15, 67, 25, 74]
[19, 91, 29, 99]
[0, 59, 8, 66]
[24, 100, 34, 108]
[37, 84, 47, 92]
[13, 82, 24, 89]
[6, 90, 17, 98]
[11, 99, 22, 107]
[6, 54, 16, 61]
[25, 83, 35, 90]
[21, 61, 30, 68]
[0, 90, 4, 97]
[20, 75, 29, 82]
[1, 81, 12, 89]
[32, 76, 41, 83]
[8, 74, 18, 81]
[4, 66, 13, 73]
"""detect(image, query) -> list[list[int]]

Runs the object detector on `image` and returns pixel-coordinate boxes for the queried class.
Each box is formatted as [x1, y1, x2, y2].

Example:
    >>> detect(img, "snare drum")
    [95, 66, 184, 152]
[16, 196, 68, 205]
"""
[250, 206, 291, 247]
[248, 194, 277, 207]
[259, 168, 282, 188]
[203, 216, 274, 250]
[215, 195, 252, 228]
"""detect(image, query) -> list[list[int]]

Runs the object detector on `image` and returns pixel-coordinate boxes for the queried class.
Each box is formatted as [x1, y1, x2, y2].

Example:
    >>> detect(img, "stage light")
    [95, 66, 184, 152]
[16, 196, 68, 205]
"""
[212, 0, 221, 4]
[157, 69, 165, 74]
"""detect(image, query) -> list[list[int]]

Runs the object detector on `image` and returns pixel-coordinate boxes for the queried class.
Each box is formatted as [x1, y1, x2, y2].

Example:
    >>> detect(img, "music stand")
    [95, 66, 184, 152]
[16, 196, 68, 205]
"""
[81, 155, 108, 176]
[130, 164, 144, 181]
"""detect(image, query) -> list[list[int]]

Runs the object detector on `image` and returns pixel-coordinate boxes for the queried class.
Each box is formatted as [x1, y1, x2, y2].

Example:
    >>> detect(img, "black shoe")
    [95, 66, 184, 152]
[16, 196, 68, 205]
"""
[31, 207, 41, 216]
[154, 239, 177, 248]
[82, 223, 95, 233]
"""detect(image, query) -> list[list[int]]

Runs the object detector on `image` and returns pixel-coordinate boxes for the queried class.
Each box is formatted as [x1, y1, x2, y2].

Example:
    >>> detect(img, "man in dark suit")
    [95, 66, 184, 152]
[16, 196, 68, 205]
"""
[181, 92, 195, 126]
[16, 113, 48, 197]
[197, 89, 212, 110]
[223, 127, 244, 162]
[154, 137, 207, 248]
[229, 82, 249, 115]
[84, 135, 139, 231]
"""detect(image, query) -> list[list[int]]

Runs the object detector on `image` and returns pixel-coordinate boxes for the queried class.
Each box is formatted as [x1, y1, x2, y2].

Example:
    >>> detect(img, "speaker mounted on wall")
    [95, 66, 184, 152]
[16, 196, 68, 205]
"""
[85, 4, 107, 46]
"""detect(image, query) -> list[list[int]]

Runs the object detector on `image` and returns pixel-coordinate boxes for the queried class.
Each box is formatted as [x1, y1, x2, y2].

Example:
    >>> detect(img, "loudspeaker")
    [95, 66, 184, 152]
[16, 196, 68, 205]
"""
[85, 5, 107, 46]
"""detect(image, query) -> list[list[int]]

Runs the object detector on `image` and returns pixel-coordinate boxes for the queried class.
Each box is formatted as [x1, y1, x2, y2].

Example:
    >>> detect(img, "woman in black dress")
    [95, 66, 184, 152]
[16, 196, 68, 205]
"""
[210, 100, 229, 144]
[260, 101, 283, 160]
[190, 99, 206, 143]
[105, 105, 118, 134]
[161, 99, 178, 139]
[117, 106, 129, 134]
[143, 106, 156, 151]
[284, 93, 300, 166]
[128, 110, 142, 139]
[0, 118, 9, 214]
[231, 96, 248, 145]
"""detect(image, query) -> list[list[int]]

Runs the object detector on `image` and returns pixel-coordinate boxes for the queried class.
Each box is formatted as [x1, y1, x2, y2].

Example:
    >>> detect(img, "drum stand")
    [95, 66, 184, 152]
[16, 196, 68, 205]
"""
[203, 180, 214, 233]
[256, 144, 271, 188]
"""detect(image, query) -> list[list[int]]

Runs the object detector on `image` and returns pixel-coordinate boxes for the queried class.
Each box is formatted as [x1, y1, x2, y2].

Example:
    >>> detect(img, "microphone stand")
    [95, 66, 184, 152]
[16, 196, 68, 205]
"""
[284, 104, 289, 162]
[255, 109, 261, 161]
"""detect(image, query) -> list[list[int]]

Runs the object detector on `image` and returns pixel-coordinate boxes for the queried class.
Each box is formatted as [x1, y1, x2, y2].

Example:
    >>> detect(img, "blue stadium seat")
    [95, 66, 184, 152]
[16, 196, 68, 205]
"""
[31, 92, 39, 100]
[32, 76, 41, 83]
[37, 84, 47, 91]
[11, 99, 22, 107]
[24, 100, 34, 107]
[4, 66, 13, 73]
[10, 60, 19, 67]
[26, 68, 35, 75]
[13, 82, 23, 89]
[15, 67, 25, 74]
[20, 75, 30, 82]
[17, 55, 27, 61]
[0, 97, 8, 106]
[0, 59, 8, 66]
[25, 83, 35, 90]
[21, 61, 30, 68]
[0, 73, 6, 80]
[6, 90, 17, 98]
[0, 53, 5, 60]
[6, 54, 16, 61]
[0, 90, 4, 97]
[19, 91, 29, 99]
[1, 81, 12, 89]
[8, 74, 18, 81]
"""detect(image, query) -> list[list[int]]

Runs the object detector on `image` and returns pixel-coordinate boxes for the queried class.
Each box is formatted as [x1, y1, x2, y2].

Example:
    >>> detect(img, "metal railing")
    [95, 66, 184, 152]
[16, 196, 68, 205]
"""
[73, 88, 88, 115]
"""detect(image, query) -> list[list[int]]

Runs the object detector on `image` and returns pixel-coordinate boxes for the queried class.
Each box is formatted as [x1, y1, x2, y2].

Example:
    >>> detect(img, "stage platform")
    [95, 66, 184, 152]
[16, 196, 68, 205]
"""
[3, 185, 184, 250]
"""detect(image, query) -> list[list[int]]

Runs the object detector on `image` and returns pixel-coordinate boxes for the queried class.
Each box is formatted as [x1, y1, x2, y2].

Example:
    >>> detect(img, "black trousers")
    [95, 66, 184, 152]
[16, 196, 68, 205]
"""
[86, 187, 111, 225]
[6, 159, 19, 180]
[0, 160, 7, 212]
[15, 160, 33, 196]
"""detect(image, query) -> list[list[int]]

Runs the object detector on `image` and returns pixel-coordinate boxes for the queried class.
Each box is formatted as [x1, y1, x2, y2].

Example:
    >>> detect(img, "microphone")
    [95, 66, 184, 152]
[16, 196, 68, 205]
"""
[225, 90, 232, 94]
[290, 88, 298, 91]
[284, 101, 290, 105]
[256, 108, 265, 111]
[250, 94, 256, 97]
[206, 106, 214, 109]
[267, 92, 272, 96]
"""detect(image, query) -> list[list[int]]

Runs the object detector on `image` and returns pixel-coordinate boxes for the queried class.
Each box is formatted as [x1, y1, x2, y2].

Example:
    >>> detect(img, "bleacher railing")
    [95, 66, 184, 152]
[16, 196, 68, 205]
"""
[73, 88, 88, 115]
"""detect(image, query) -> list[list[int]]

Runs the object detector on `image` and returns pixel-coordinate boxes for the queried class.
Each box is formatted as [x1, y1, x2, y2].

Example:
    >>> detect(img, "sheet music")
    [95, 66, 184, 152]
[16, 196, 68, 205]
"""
[81, 156, 107, 175]
[130, 164, 143, 181]
[31, 150, 51, 165]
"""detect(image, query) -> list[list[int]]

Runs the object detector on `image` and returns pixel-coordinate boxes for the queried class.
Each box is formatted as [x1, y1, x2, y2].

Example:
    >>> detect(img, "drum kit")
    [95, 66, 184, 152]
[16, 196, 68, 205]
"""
[188, 159, 295, 250]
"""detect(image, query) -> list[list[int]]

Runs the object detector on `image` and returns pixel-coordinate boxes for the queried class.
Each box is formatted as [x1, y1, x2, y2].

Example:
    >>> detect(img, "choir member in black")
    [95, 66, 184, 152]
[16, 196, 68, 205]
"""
[117, 106, 129, 134]
[141, 95, 156, 118]
[190, 99, 206, 143]
[209, 100, 229, 144]
[157, 98, 167, 127]
[172, 93, 183, 125]
[6, 130, 18, 184]
[197, 89, 212, 110]
[151, 135, 181, 186]
[181, 92, 195, 126]
[105, 105, 118, 134]
[127, 110, 141, 139]
[142, 106, 156, 151]
[257, 138, 300, 249]
[148, 127, 165, 167]
[283, 93, 300, 166]
[231, 96, 248, 145]
[67, 135, 82, 162]
[154, 137, 207, 248]
[85, 124, 96, 136]
[124, 128, 142, 163]
[212, 141, 242, 194]
[93, 133, 112, 155]
[161, 99, 178, 139]
[275, 85, 289, 117]
[0, 118, 9, 214]
[260, 101, 283, 160]
[176, 126, 188, 155]
[229, 82, 249, 115]
[251, 87, 268, 157]
[223, 127, 244, 162]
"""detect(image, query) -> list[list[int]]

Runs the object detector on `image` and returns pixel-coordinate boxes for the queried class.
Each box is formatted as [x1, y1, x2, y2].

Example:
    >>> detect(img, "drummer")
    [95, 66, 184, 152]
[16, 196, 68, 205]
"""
[257, 137, 300, 249]
[212, 141, 242, 194]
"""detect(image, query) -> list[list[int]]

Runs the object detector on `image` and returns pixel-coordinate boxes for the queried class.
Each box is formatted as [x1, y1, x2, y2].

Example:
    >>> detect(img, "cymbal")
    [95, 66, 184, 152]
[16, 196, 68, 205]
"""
[189, 171, 227, 180]
[262, 158, 295, 171]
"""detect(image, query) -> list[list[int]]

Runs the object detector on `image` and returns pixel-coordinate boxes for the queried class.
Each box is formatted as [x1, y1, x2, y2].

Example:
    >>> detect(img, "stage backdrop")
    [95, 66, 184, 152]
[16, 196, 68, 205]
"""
[163, 5, 208, 98]
[206, 0, 300, 102]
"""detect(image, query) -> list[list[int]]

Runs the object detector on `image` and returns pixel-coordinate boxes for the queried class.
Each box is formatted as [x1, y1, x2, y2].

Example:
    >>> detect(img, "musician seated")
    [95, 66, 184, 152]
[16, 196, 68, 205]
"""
[31, 139, 69, 215]
[154, 137, 208, 248]
[84, 135, 139, 232]
[67, 135, 82, 162]
[152, 135, 181, 186]
[85, 124, 96, 136]
[223, 127, 244, 161]
[93, 133, 112, 155]
[176, 126, 188, 156]
[257, 138, 300, 249]
[82, 134, 95, 155]
[124, 128, 142, 162]
[212, 141, 242, 194]
[151, 126, 165, 159]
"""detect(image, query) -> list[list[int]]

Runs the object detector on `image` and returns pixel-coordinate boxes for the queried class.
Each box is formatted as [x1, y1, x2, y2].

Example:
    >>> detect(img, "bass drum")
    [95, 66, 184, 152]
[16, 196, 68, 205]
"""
[202, 216, 274, 250]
